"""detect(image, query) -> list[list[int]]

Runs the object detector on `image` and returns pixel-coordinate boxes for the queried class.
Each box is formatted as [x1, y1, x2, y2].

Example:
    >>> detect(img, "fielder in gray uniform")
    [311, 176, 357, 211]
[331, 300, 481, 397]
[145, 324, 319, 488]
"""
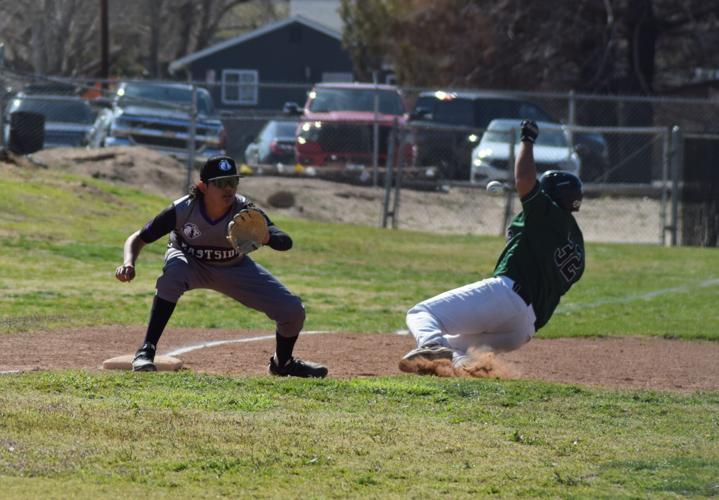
[400, 120, 585, 373]
[115, 155, 327, 377]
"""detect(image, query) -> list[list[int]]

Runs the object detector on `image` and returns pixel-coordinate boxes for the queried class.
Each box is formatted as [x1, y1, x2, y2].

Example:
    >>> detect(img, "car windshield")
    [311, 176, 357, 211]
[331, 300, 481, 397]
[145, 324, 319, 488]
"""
[10, 98, 93, 123]
[432, 98, 475, 126]
[275, 121, 298, 136]
[308, 88, 404, 115]
[474, 99, 554, 128]
[484, 125, 568, 147]
[118, 84, 214, 114]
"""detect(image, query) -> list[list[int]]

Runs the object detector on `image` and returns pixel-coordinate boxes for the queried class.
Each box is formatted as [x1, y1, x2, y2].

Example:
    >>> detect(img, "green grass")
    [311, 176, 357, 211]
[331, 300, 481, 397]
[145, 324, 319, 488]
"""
[0, 372, 717, 498]
[0, 163, 717, 338]
[1, 163, 718, 498]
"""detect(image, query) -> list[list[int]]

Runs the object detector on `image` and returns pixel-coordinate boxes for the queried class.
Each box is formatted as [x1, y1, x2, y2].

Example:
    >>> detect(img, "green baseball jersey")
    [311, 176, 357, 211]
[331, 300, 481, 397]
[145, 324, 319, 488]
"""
[493, 183, 585, 330]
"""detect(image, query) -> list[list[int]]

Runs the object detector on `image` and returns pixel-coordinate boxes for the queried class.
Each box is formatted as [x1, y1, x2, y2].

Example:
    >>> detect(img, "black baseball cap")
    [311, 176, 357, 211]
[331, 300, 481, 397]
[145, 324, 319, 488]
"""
[200, 155, 241, 182]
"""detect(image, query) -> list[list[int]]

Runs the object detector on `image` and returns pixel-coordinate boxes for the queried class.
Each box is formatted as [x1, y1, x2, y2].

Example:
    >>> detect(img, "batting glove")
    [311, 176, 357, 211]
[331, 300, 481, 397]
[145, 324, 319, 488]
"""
[520, 119, 538, 143]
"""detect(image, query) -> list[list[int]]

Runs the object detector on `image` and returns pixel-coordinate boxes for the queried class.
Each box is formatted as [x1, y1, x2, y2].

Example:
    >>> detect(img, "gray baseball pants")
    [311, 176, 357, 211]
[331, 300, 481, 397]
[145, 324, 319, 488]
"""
[155, 248, 305, 338]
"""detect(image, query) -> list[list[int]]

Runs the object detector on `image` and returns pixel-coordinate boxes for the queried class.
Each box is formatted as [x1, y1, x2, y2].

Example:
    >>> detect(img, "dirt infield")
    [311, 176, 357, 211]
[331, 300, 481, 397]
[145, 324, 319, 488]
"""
[1, 327, 718, 393]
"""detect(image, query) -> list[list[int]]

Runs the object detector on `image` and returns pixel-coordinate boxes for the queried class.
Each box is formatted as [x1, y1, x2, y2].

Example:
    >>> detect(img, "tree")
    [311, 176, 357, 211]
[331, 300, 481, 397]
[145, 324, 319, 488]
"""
[339, 0, 719, 93]
[0, 0, 100, 75]
[0, 0, 287, 78]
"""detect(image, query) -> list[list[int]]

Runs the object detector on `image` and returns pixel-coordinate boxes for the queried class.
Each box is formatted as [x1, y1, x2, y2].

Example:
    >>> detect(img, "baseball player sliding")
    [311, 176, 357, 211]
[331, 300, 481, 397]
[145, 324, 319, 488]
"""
[400, 120, 585, 373]
[115, 155, 327, 377]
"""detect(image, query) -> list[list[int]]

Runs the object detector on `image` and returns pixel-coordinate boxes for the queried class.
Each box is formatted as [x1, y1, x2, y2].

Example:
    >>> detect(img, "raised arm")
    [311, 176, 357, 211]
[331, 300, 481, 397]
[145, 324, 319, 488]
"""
[514, 120, 539, 198]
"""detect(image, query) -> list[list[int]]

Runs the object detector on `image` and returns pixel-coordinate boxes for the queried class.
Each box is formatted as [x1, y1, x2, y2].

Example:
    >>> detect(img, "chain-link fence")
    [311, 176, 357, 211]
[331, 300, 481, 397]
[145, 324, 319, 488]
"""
[1, 69, 717, 245]
[371, 121, 675, 246]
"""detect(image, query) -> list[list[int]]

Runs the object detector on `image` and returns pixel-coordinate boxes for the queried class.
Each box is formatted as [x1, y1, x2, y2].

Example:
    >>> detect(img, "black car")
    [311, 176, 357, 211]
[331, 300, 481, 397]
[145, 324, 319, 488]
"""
[3, 93, 111, 150]
[409, 90, 608, 181]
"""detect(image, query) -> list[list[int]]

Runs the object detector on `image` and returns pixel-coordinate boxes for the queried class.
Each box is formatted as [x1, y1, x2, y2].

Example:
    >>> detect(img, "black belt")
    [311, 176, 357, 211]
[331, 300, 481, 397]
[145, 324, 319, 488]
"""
[512, 282, 532, 306]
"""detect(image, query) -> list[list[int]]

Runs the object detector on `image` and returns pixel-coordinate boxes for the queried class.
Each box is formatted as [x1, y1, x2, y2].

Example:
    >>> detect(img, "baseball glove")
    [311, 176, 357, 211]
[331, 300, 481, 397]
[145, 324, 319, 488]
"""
[226, 208, 268, 255]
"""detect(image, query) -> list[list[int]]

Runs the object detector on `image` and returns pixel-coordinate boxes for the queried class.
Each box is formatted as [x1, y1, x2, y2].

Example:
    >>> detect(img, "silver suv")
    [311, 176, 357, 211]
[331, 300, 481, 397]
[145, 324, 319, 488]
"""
[105, 81, 225, 161]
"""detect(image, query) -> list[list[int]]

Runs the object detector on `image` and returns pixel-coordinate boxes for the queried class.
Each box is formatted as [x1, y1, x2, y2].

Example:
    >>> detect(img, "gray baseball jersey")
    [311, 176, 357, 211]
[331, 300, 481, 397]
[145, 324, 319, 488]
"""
[140, 194, 289, 266]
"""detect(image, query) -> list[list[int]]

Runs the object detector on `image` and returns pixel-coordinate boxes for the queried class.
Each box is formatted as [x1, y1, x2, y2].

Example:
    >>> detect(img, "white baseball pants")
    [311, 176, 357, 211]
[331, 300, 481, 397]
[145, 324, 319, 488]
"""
[406, 276, 536, 354]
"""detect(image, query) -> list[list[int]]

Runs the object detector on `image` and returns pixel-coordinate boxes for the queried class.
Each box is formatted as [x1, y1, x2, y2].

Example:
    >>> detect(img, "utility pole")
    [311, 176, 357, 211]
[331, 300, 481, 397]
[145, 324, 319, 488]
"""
[100, 0, 109, 87]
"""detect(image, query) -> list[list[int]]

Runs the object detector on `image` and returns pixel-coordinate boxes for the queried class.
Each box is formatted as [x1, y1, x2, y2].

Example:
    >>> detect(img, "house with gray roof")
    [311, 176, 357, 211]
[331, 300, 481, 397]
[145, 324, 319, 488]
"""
[169, 15, 354, 111]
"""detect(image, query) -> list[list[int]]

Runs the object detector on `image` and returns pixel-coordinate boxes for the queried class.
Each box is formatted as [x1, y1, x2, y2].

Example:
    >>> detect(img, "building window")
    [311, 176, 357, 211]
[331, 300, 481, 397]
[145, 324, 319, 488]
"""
[221, 69, 258, 105]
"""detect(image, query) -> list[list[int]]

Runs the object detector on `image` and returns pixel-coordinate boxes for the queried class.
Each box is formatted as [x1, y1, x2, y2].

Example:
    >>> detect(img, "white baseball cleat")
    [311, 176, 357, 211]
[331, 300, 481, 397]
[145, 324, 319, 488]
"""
[401, 343, 454, 363]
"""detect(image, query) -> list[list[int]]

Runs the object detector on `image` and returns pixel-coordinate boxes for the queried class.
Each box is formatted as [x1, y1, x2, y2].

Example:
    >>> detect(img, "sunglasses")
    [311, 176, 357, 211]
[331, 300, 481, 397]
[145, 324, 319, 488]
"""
[210, 177, 239, 189]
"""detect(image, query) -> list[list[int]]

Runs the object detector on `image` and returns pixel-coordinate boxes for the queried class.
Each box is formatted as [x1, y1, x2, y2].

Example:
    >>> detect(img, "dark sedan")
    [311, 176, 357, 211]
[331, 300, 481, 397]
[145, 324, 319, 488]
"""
[244, 119, 298, 165]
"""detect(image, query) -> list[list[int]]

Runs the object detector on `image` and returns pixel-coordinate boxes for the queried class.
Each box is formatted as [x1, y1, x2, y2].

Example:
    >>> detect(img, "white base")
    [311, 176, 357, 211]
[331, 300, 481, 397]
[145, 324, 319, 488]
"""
[102, 354, 183, 371]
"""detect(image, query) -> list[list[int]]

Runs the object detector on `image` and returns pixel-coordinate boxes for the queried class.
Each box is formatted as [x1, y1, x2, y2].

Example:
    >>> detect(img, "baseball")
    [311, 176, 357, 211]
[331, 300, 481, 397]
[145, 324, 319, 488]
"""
[486, 180, 505, 193]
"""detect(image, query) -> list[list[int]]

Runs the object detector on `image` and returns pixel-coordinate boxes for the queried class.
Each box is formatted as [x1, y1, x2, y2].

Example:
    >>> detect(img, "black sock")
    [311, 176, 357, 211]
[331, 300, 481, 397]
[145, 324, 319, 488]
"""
[275, 332, 298, 366]
[143, 296, 176, 347]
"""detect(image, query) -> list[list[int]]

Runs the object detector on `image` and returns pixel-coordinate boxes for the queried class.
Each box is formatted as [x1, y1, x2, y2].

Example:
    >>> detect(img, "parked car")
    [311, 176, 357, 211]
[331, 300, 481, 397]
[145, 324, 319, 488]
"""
[409, 91, 555, 180]
[284, 82, 410, 167]
[570, 130, 610, 182]
[470, 119, 580, 182]
[243, 119, 299, 165]
[2, 93, 111, 149]
[104, 81, 226, 161]
[409, 90, 607, 181]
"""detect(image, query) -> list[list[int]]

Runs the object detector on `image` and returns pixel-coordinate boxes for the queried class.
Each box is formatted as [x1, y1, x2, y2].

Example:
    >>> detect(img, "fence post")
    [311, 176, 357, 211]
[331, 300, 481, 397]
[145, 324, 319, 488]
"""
[185, 84, 198, 194]
[660, 127, 671, 245]
[381, 118, 397, 228]
[501, 128, 517, 235]
[670, 126, 682, 246]
[0, 47, 6, 149]
[372, 71, 380, 187]
[0, 68, 4, 149]
[391, 124, 407, 230]
[567, 89, 576, 150]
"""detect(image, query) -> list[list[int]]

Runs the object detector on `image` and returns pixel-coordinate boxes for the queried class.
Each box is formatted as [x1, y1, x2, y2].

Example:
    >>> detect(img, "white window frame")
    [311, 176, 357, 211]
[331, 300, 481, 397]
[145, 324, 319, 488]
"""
[221, 69, 258, 105]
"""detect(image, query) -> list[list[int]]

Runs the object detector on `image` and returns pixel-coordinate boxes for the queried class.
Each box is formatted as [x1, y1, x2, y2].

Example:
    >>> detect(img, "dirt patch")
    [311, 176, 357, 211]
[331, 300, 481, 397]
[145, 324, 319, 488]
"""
[28, 146, 192, 198]
[7, 146, 661, 242]
[1, 327, 717, 393]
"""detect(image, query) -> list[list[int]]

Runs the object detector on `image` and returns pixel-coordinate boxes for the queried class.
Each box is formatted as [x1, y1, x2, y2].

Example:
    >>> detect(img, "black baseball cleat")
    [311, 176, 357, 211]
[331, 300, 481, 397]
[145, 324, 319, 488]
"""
[268, 356, 328, 378]
[132, 342, 157, 372]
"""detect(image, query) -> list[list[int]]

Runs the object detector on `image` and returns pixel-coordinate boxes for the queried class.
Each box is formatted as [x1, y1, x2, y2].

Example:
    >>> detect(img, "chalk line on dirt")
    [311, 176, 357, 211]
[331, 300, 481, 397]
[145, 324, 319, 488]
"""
[164, 329, 411, 357]
[164, 333, 318, 357]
